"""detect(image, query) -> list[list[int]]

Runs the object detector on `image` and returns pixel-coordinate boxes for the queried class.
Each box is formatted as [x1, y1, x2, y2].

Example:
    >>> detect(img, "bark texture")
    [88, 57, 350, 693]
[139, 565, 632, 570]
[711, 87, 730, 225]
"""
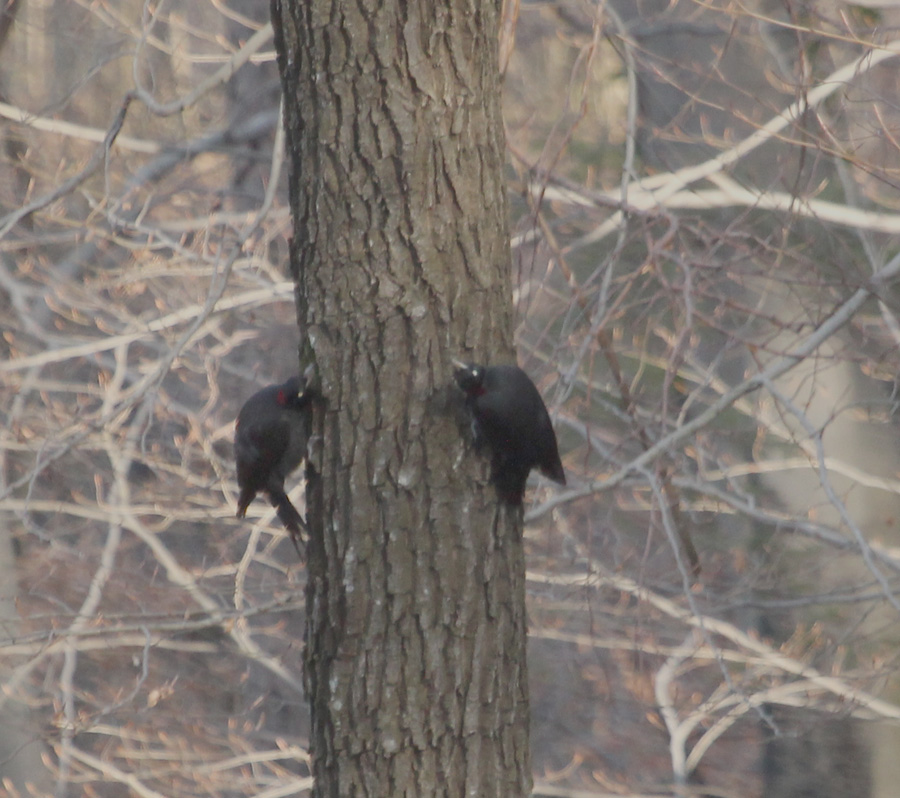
[270, 0, 530, 795]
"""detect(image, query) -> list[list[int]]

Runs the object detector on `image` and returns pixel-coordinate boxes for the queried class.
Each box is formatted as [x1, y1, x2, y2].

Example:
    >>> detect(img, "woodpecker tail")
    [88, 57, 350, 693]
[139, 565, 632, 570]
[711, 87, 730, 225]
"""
[540, 455, 566, 486]
[235, 487, 255, 519]
[268, 489, 305, 557]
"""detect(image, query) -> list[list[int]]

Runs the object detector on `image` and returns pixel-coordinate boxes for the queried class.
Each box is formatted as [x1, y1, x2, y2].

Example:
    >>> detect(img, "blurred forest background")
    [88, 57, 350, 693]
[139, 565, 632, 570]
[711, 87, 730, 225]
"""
[4, 0, 900, 795]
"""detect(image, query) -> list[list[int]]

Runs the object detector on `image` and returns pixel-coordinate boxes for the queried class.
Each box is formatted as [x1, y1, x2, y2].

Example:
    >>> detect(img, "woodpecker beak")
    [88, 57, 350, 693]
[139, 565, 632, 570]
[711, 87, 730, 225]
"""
[300, 363, 320, 399]
[451, 358, 478, 385]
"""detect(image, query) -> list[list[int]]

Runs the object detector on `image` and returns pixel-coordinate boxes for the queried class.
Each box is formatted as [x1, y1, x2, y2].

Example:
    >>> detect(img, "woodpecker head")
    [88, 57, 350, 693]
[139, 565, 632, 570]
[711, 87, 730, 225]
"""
[274, 364, 319, 409]
[452, 358, 486, 396]
[274, 375, 307, 408]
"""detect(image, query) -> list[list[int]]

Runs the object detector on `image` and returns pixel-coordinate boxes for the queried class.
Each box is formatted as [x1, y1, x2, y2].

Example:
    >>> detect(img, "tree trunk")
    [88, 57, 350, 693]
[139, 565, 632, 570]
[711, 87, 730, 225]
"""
[0, 529, 49, 794]
[270, 1, 531, 796]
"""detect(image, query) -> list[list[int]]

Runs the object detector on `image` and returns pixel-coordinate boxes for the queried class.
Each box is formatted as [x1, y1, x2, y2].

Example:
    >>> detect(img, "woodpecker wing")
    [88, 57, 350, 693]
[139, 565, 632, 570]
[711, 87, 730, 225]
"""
[536, 410, 566, 485]
[235, 417, 291, 484]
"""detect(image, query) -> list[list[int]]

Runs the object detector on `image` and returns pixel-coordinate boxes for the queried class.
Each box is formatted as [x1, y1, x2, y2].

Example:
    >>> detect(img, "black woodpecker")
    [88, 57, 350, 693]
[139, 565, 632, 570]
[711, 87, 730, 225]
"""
[234, 375, 314, 554]
[453, 359, 565, 503]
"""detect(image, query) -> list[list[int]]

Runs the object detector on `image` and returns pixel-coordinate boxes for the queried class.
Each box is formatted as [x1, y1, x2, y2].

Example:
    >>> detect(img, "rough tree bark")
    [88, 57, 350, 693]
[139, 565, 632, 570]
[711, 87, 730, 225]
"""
[270, 1, 531, 796]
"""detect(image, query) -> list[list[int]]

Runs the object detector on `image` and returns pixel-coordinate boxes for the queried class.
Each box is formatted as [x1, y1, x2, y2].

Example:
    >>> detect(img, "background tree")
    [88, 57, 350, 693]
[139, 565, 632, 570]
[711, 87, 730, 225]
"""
[4, 1, 900, 797]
